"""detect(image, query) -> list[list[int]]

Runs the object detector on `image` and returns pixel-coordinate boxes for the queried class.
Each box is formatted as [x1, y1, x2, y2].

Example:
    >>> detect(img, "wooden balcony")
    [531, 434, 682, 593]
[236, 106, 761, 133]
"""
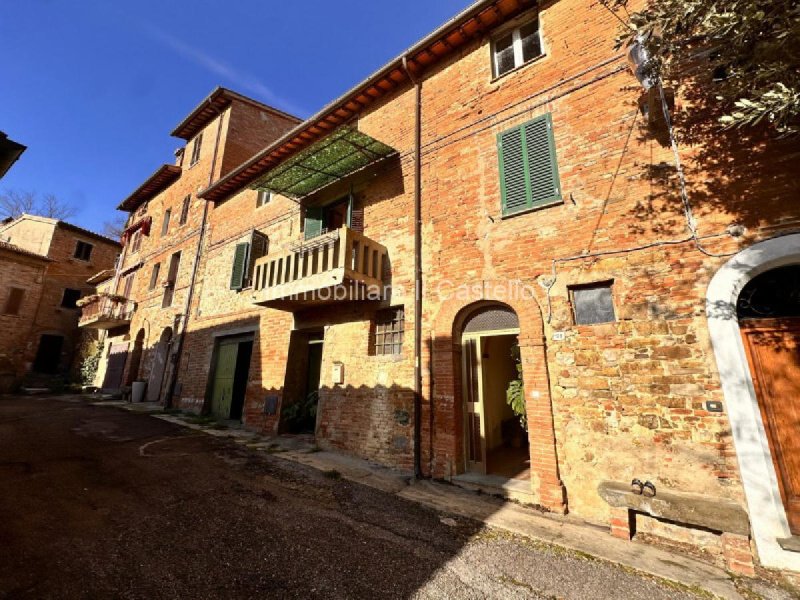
[252, 226, 388, 310]
[78, 293, 136, 330]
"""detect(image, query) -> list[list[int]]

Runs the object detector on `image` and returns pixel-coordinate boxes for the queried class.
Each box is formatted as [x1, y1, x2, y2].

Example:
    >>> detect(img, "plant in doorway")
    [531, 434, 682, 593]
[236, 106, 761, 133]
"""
[281, 390, 319, 434]
[506, 343, 527, 431]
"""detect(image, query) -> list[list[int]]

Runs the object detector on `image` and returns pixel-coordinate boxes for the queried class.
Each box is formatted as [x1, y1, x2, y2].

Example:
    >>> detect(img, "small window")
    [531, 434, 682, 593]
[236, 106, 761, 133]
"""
[179, 195, 191, 225]
[74, 240, 93, 261]
[149, 263, 161, 290]
[492, 18, 542, 77]
[256, 190, 271, 208]
[3, 287, 25, 315]
[190, 133, 203, 165]
[161, 209, 171, 237]
[61, 288, 81, 309]
[372, 307, 404, 355]
[162, 251, 181, 308]
[130, 230, 142, 254]
[121, 273, 135, 299]
[570, 282, 616, 325]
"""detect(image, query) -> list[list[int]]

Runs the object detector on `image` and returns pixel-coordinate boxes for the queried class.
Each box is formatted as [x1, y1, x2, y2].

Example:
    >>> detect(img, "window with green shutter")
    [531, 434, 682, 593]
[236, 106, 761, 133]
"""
[498, 113, 561, 216]
[230, 242, 250, 290]
[304, 207, 323, 240]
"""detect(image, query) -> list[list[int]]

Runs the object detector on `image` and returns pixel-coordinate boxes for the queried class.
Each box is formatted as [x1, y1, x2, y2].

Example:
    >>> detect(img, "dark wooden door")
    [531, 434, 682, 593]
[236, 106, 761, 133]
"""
[102, 344, 128, 389]
[741, 319, 800, 534]
[33, 334, 64, 374]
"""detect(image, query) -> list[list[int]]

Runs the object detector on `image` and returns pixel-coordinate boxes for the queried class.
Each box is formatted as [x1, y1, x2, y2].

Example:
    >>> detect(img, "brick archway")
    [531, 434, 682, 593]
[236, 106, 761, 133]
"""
[427, 283, 566, 513]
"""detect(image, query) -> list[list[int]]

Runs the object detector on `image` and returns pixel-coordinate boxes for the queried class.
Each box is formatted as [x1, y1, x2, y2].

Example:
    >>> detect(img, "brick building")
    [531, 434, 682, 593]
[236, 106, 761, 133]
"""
[80, 88, 300, 402]
[84, 0, 800, 574]
[0, 214, 120, 389]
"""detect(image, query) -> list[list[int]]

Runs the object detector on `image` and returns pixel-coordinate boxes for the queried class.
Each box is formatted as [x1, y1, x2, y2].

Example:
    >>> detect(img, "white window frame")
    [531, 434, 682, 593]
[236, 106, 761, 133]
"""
[256, 190, 271, 208]
[492, 18, 542, 78]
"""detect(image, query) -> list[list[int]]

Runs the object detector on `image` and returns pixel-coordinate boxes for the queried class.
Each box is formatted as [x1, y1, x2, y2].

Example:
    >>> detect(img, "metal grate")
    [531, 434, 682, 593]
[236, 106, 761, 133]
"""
[462, 306, 519, 333]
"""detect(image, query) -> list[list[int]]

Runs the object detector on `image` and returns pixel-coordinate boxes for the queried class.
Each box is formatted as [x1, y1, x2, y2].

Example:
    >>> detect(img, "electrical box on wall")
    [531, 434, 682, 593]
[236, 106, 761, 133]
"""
[332, 362, 344, 385]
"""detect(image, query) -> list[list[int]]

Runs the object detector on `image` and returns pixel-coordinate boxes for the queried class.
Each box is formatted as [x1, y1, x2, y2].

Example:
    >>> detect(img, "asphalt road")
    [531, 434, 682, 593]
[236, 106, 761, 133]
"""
[0, 395, 705, 599]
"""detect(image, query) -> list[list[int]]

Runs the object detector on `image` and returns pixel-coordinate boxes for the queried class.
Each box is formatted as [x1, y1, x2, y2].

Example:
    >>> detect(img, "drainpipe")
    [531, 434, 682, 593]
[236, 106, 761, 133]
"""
[403, 55, 423, 479]
[163, 101, 225, 407]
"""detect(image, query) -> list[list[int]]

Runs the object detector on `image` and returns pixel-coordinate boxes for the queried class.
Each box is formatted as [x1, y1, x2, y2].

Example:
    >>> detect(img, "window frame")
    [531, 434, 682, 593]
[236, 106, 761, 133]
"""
[161, 208, 171, 237]
[60, 288, 81, 309]
[256, 190, 271, 208]
[73, 240, 94, 261]
[372, 307, 405, 356]
[178, 195, 191, 225]
[569, 281, 617, 326]
[149, 263, 161, 291]
[190, 133, 203, 166]
[491, 16, 543, 79]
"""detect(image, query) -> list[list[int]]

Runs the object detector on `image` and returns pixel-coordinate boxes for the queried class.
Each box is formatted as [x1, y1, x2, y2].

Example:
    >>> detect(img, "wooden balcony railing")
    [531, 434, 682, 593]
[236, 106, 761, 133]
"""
[252, 226, 388, 310]
[78, 293, 136, 329]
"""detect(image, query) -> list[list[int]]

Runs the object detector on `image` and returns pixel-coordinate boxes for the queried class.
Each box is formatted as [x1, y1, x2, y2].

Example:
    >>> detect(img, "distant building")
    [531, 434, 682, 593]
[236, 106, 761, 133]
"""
[0, 214, 120, 389]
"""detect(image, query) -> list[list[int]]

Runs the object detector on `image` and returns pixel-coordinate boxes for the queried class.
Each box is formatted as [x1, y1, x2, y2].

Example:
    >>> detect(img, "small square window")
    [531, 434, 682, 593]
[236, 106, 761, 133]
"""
[372, 307, 404, 355]
[74, 240, 93, 261]
[570, 282, 616, 325]
[492, 18, 543, 78]
[61, 288, 81, 309]
[256, 190, 271, 208]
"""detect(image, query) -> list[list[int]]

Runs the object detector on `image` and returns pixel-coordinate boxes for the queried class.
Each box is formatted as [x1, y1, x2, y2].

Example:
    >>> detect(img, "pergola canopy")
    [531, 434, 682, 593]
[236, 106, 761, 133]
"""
[252, 127, 395, 199]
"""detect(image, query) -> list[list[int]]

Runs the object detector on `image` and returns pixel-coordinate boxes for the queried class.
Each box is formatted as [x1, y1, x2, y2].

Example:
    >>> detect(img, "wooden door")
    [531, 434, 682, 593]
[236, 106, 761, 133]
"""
[463, 337, 487, 473]
[211, 342, 238, 419]
[741, 319, 800, 534]
[102, 344, 128, 389]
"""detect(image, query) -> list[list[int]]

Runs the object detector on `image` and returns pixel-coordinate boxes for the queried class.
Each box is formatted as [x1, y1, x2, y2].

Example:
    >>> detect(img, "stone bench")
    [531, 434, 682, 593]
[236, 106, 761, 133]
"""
[597, 481, 754, 576]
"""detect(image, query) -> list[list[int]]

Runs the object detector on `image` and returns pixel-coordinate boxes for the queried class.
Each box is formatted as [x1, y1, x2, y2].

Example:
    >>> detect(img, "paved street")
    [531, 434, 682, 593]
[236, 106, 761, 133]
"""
[0, 395, 709, 599]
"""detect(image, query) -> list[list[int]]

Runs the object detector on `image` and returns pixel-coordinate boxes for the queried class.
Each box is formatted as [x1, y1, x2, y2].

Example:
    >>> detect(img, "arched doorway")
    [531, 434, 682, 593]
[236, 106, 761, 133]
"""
[126, 329, 145, 385]
[146, 327, 172, 403]
[458, 303, 529, 481]
[737, 266, 800, 536]
[707, 234, 800, 571]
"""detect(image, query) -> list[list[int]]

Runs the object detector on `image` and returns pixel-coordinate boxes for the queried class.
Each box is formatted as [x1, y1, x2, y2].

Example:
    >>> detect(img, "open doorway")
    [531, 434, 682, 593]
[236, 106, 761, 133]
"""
[459, 304, 529, 483]
[208, 334, 254, 421]
[463, 332, 529, 481]
[280, 329, 323, 434]
[33, 334, 64, 374]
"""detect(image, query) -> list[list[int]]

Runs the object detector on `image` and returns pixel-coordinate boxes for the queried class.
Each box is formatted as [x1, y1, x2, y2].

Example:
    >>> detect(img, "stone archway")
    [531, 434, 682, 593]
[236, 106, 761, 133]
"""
[707, 233, 800, 571]
[429, 283, 566, 513]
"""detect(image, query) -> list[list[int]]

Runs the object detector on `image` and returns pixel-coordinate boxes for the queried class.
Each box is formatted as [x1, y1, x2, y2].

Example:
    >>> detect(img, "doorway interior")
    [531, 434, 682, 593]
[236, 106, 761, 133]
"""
[32, 334, 64, 374]
[208, 334, 254, 421]
[463, 330, 529, 482]
[280, 329, 324, 434]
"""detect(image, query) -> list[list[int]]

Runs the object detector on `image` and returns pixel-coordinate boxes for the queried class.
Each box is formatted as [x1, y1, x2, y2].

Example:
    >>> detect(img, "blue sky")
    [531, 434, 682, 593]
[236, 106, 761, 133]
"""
[1, 0, 468, 233]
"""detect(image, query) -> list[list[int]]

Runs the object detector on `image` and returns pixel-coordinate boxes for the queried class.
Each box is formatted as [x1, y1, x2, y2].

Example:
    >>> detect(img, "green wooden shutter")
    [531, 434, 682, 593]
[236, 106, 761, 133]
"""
[230, 242, 250, 290]
[304, 207, 323, 240]
[498, 127, 528, 215]
[498, 113, 561, 216]
[524, 113, 561, 207]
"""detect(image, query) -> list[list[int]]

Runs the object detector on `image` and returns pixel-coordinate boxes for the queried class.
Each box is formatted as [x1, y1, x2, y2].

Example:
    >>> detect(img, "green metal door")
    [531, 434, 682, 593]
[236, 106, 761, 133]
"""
[211, 341, 238, 419]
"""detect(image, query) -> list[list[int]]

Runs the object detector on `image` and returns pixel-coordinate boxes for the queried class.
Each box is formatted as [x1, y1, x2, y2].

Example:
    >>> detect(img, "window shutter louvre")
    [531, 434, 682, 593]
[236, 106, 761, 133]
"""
[304, 207, 323, 240]
[498, 127, 528, 215]
[524, 113, 561, 206]
[230, 242, 250, 290]
[350, 208, 365, 233]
